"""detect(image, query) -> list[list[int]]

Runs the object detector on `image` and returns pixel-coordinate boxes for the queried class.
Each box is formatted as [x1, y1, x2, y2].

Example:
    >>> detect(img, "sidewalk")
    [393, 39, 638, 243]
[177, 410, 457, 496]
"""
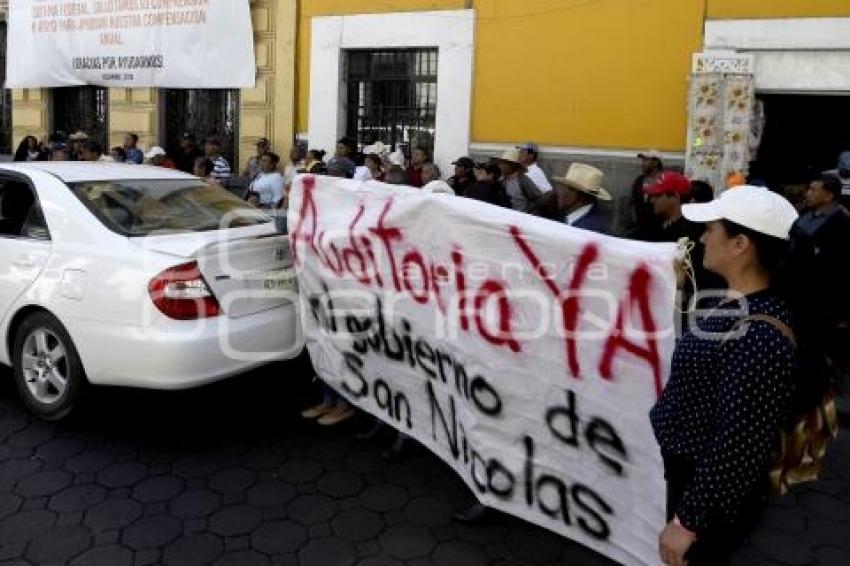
[732, 426, 850, 566]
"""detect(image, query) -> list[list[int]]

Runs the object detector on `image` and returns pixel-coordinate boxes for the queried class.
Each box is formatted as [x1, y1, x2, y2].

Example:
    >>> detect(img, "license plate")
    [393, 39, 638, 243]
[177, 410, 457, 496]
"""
[261, 267, 297, 291]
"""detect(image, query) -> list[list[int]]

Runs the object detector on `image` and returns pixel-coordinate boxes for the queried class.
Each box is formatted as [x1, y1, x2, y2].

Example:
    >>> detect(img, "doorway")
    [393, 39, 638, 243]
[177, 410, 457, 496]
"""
[160, 89, 240, 169]
[752, 94, 850, 188]
[51, 87, 109, 149]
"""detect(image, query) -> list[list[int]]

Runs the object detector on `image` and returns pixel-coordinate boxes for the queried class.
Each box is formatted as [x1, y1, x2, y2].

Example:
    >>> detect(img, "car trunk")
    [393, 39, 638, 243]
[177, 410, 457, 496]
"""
[136, 226, 296, 318]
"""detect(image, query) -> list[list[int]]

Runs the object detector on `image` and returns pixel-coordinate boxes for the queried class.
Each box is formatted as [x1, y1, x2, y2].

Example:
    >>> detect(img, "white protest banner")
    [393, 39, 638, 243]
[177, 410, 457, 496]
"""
[5, 0, 255, 88]
[289, 175, 678, 566]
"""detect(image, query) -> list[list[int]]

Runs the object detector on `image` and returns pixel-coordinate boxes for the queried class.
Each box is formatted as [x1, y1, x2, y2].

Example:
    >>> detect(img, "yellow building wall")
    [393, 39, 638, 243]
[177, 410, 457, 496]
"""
[297, 0, 705, 152]
[107, 1, 298, 170]
[472, 0, 704, 151]
[108, 89, 158, 151]
[707, 0, 850, 19]
[239, 0, 298, 171]
[11, 90, 50, 145]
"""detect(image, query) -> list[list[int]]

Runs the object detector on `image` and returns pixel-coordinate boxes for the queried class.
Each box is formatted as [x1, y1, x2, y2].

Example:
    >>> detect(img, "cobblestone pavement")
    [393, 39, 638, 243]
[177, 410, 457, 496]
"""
[1, 358, 849, 566]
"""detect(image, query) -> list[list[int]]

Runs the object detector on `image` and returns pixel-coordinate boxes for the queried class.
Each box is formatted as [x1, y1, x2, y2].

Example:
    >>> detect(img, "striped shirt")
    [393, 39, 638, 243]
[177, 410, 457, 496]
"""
[210, 155, 232, 181]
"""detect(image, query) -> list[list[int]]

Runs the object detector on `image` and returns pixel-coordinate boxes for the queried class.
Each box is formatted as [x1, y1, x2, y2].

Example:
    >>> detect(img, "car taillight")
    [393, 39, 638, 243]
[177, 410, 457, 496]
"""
[148, 262, 221, 320]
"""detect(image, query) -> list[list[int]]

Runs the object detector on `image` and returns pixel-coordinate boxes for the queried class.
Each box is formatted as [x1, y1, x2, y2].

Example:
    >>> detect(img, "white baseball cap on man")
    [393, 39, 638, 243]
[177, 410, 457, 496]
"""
[144, 146, 167, 159]
[681, 185, 799, 240]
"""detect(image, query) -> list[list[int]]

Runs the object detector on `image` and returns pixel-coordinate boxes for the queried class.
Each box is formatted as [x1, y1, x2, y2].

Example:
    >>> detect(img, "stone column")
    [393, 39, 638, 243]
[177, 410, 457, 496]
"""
[239, 0, 297, 171]
[12, 89, 50, 144]
[108, 88, 158, 152]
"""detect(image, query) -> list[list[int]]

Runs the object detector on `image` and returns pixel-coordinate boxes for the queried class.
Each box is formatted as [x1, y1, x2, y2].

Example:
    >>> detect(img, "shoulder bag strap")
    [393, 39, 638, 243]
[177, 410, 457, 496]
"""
[722, 314, 797, 348]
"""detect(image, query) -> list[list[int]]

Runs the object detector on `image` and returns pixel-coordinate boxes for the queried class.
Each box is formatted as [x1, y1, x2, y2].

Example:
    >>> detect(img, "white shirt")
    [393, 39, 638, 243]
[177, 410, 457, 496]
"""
[353, 166, 372, 181]
[565, 204, 593, 226]
[251, 171, 285, 207]
[422, 180, 455, 195]
[526, 163, 553, 192]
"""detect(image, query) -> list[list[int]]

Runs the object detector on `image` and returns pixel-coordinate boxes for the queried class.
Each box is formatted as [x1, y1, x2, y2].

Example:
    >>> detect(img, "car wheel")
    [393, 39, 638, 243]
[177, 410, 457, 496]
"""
[12, 311, 87, 421]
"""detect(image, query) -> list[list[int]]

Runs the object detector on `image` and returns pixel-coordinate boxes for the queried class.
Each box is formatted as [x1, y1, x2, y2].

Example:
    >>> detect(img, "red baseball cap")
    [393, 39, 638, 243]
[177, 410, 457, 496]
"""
[644, 171, 692, 196]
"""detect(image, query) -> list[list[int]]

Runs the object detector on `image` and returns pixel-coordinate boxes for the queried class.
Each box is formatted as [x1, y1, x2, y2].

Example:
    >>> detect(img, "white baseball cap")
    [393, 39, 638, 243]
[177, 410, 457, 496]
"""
[422, 180, 455, 195]
[144, 146, 167, 159]
[682, 185, 799, 240]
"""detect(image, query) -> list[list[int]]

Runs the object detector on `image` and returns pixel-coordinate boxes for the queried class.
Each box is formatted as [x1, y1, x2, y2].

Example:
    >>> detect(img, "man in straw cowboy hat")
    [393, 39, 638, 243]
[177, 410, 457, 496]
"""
[550, 163, 612, 234]
[493, 148, 542, 212]
[68, 130, 89, 161]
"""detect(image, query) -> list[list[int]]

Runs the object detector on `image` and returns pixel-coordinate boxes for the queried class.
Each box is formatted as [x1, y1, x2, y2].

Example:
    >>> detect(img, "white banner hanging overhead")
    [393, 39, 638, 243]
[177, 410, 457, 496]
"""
[289, 175, 679, 566]
[5, 0, 256, 88]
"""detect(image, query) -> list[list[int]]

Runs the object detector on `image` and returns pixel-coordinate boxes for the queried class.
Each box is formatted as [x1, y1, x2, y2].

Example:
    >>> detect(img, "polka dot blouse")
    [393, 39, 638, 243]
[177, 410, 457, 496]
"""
[650, 289, 796, 532]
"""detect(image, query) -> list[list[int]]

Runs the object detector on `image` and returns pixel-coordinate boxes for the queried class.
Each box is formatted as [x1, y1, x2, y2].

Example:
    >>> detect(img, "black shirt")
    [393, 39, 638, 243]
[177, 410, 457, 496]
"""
[650, 290, 796, 532]
[447, 173, 476, 196]
[462, 180, 511, 208]
[790, 206, 850, 325]
[174, 146, 203, 174]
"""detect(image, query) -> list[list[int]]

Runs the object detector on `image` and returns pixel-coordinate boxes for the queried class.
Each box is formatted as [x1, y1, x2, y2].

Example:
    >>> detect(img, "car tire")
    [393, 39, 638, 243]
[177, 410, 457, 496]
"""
[12, 311, 87, 421]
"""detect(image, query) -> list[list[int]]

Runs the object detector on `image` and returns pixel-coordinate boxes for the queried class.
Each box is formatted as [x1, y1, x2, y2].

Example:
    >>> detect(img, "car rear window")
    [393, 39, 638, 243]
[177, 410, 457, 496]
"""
[70, 180, 272, 236]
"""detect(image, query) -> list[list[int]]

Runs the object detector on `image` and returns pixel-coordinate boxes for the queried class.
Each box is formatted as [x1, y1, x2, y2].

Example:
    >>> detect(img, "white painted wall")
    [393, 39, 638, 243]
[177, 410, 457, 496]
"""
[705, 18, 850, 51]
[705, 18, 850, 92]
[308, 10, 475, 175]
[469, 142, 684, 164]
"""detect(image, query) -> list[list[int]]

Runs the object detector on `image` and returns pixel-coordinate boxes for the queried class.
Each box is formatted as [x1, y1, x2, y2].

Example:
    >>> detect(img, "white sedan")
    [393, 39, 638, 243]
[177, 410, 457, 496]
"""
[0, 162, 302, 420]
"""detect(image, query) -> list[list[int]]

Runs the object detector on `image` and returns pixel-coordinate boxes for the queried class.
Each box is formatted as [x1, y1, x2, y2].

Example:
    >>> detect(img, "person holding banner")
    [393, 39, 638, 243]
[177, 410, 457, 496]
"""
[650, 186, 816, 565]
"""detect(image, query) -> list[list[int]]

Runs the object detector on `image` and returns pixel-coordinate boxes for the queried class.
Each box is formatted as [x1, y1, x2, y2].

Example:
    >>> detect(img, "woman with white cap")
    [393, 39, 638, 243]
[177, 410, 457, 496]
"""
[650, 186, 830, 565]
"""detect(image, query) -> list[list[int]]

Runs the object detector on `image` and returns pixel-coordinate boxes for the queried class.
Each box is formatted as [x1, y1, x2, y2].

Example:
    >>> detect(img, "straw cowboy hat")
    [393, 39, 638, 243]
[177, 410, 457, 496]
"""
[388, 148, 405, 167]
[493, 148, 527, 172]
[363, 141, 389, 156]
[69, 130, 89, 141]
[144, 146, 167, 159]
[551, 163, 612, 201]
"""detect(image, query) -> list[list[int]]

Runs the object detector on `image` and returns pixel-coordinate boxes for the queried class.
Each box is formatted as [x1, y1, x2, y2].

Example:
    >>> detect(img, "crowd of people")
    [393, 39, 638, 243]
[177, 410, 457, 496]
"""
[15, 131, 161, 166]
[11, 129, 850, 565]
[12, 130, 236, 185]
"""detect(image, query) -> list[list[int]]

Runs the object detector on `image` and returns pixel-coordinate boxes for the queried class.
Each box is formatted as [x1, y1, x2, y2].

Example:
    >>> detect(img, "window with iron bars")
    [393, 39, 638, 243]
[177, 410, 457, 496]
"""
[51, 86, 109, 149]
[160, 88, 240, 170]
[345, 49, 438, 158]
